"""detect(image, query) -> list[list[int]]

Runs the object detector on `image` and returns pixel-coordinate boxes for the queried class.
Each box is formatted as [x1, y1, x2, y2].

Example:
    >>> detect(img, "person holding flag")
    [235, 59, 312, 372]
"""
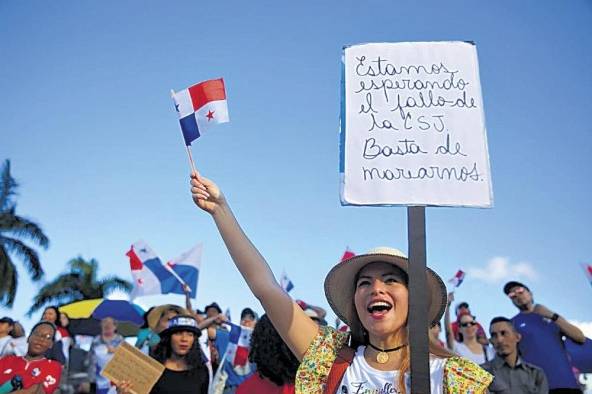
[209, 308, 257, 393]
[189, 172, 492, 393]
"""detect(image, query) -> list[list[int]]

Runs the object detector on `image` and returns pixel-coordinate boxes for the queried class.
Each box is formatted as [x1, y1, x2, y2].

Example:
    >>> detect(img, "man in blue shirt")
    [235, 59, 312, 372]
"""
[504, 281, 586, 393]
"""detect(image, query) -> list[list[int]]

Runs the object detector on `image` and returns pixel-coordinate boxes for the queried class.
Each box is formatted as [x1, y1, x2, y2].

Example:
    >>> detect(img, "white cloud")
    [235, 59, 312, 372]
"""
[570, 321, 592, 338]
[466, 256, 538, 284]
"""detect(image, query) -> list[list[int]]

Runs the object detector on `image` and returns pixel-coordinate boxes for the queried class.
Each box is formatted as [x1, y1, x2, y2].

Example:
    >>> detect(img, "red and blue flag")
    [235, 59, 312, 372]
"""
[172, 78, 229, 145]
[448, 270, 466, 288]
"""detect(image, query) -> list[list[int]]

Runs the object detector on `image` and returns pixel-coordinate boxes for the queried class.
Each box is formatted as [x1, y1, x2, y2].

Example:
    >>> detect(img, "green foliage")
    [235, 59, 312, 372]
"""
[0, 159, 49, 307]
[28, 256, 133, 315]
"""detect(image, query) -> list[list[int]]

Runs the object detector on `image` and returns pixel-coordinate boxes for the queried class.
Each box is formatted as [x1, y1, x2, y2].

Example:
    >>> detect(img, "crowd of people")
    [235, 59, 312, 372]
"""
[0, 170, 589, 393]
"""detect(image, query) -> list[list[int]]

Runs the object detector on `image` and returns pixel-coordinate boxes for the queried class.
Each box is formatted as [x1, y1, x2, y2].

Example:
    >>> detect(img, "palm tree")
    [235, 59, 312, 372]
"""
[0, 159, 49, 307]
[28, 256, 133, 315]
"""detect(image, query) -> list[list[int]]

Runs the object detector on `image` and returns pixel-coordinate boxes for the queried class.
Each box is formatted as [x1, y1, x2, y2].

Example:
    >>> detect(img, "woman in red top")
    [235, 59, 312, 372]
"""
[237, 314, 299, 394]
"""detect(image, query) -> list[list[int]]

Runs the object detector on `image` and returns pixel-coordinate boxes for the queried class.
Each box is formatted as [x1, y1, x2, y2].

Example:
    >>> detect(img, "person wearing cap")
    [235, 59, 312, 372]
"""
[0, 316, 15, 356]
[482, 316, 548, 394]
[0, 321, 62, 393]
[190, 172, 492, 393]
[117, 315, 209, 394]
[504, 280, 585, 393]
[449, 301, 488, 345]
[296, 300, 328, 326]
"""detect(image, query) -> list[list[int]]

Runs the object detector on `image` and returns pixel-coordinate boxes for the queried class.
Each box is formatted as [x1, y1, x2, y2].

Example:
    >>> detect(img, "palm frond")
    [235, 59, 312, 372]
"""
[0, 211, 49, 249]
[0, 245, 18, 307]
[1, 236, 44, 280]
[0, 160, 18, 212]
[98, 276, 133, 295]
[27, 273, 85, 315]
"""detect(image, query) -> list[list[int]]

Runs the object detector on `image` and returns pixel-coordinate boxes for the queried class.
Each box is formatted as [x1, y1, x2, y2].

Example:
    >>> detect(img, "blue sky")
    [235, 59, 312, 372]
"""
[1, 1, 591, 335]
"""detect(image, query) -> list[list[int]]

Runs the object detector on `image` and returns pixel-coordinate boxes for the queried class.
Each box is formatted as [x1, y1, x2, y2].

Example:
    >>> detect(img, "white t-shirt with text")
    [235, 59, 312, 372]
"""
[339, 346, 446, 394]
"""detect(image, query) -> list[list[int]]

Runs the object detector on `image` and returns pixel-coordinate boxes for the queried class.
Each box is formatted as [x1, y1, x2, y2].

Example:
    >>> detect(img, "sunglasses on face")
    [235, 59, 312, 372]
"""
[460, 321, 477, 328]
[507, 287, 526, 298]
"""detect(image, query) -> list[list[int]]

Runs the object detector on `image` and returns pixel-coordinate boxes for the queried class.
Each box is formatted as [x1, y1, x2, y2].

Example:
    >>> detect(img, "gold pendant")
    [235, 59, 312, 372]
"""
[376, 351, 389, 364]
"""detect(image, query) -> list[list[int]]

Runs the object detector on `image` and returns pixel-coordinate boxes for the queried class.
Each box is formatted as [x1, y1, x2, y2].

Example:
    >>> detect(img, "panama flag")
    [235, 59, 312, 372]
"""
[172, 78, 229, 145]
[165, 243, 203, 298]
[127, 241, 203, 299]
[581, 263, 592, 288]
[448, 270, 466, 288]
[224, 323, 253, 371]
[127, 240, 166, 299]
[280, 270, 294, 293]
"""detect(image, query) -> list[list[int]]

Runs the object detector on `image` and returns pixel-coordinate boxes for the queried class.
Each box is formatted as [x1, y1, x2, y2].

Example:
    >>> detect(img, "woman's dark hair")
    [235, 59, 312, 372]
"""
[152, 331, 206, 369]
[42, 306, 62, 328]
[248, 314, 299, 386]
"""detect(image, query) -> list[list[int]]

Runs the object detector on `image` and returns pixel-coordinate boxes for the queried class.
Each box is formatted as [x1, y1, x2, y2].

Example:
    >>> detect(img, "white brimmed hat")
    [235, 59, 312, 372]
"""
[324, 247, 447, 327]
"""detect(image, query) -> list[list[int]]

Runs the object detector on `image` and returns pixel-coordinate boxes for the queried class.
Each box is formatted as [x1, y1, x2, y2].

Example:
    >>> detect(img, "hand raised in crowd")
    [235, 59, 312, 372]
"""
[446, 291, 455, 306]
[215, 313, 228, 324]
[190, 172, 224, 215]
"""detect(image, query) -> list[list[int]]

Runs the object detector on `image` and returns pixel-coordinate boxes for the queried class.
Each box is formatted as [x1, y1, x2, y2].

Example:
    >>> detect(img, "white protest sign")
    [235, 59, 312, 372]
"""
[340, 42, 493, 207]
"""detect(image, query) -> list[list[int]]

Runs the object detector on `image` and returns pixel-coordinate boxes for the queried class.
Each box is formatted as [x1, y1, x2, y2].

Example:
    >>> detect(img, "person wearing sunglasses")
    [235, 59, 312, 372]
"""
[504, 281, 586, 393]
[445, 292, 494, 365]
[0, 321, 63, 393]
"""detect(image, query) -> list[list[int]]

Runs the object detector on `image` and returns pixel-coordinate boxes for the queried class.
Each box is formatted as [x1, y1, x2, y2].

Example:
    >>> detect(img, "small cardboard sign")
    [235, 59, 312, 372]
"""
[340, 41, 493, 207]
[101, 341, 165, 394]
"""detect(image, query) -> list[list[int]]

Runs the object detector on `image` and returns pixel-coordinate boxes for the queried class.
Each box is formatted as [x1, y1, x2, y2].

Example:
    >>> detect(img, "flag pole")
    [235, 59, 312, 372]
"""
[162, 261, 191, 292]
[186, 145, 198, 175]
[171, 89, 199, 175]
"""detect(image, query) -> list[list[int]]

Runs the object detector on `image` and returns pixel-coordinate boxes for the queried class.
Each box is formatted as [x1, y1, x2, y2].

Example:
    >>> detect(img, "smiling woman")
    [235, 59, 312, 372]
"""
[189, 171, 493, 393]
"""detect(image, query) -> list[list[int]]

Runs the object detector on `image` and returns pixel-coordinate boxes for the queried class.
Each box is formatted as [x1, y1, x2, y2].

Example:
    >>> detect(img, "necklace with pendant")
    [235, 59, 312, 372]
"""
[368, 342, 408, 364]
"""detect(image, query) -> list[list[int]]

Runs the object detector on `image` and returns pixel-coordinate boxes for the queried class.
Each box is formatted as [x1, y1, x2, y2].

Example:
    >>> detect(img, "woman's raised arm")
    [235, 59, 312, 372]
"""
[190, 172, 318, 360]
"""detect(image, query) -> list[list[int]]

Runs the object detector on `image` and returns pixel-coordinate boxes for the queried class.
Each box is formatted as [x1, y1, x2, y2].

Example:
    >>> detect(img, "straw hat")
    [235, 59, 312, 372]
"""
[324, 247, 447, 327]
[147, 304, 188, 331]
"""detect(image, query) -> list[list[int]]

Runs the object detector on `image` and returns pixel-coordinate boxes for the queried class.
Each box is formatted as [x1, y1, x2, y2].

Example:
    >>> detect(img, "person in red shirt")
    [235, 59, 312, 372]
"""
[0, 321, 62, 394]
[237, 314, 299, 394]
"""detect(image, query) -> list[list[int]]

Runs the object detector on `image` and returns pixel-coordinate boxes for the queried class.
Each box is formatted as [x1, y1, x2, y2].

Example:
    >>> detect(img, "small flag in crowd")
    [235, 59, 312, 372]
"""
[172, 78, 229, 145]
[448, 270, 466, 288]
[127, 240, 202, 299]
[341, 247, 356, 262]
[224, 323, 253, 368]
[280, 270, 294, 293]
[581, 263, 592, 287]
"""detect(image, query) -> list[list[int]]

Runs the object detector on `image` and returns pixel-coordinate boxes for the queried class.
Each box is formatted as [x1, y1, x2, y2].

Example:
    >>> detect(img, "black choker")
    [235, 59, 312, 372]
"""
[368, 342, 407, 364]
